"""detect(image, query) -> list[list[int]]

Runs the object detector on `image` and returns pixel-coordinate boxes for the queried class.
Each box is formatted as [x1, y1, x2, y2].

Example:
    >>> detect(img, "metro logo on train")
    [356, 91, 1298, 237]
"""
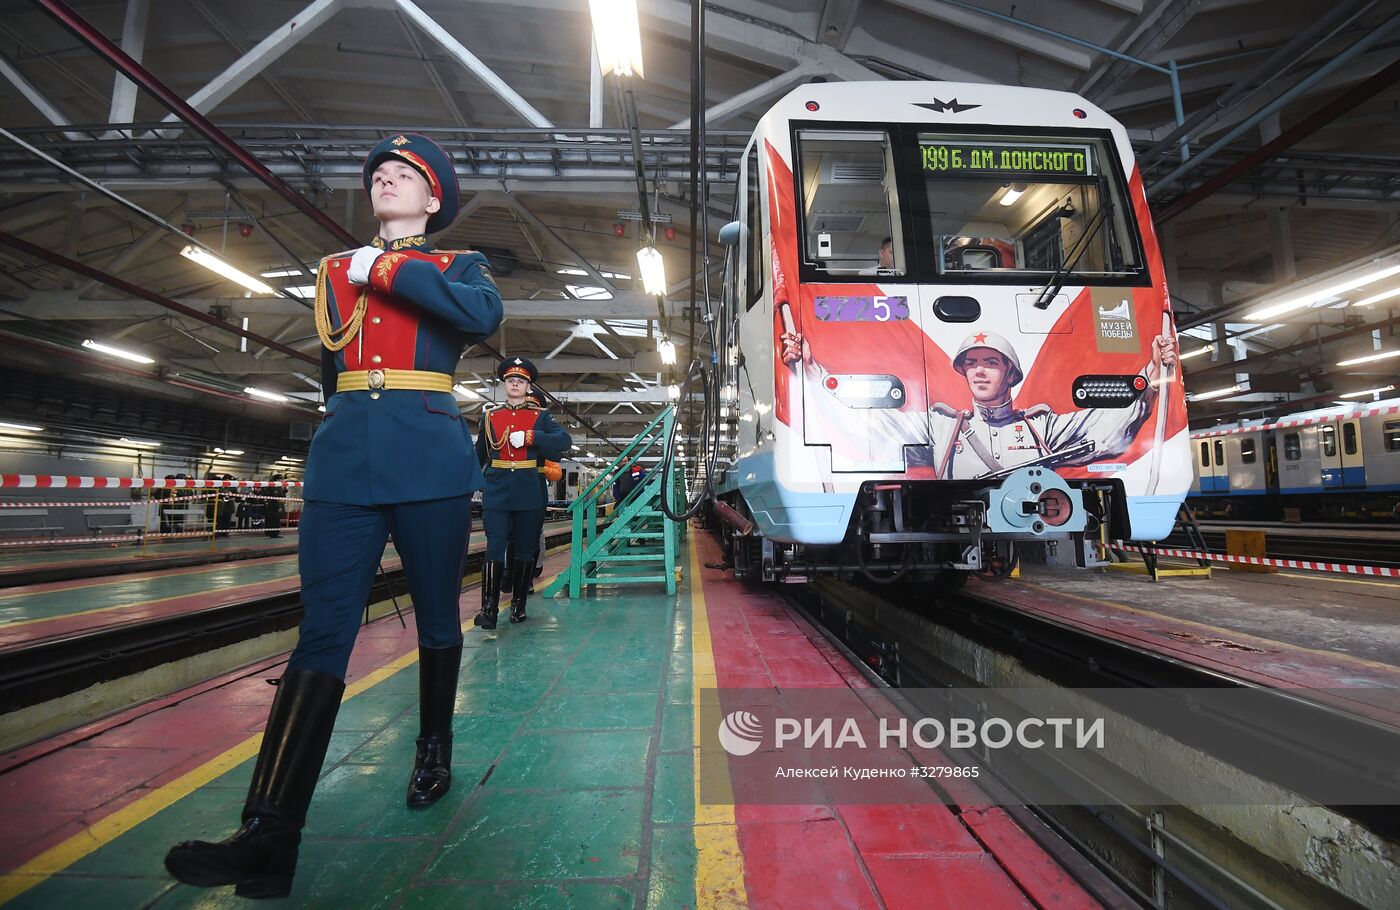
[711, 81, 1190, 586]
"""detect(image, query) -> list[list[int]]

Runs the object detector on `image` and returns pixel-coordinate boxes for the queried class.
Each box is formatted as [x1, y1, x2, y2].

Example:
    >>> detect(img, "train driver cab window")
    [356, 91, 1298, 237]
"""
[795, 130, 905, 277]
[1199, 441, 1210, 467]
[1320, 424, 1337, 457]
[1240, 438, 1256, 464]
[1284, 433, 1301, 461]
[918, 133, 1143, 280]
[1343, 422, 1358, 456]
[1213, 440, 1224, 467]
[1387, 420, 1400, 452]
[743, 144, 764, 310]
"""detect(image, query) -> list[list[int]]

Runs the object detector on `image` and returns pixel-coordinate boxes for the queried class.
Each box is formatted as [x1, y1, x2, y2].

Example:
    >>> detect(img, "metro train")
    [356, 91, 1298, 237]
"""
[1189, 400, 1400, 520]
[709, 81, 1192, 583]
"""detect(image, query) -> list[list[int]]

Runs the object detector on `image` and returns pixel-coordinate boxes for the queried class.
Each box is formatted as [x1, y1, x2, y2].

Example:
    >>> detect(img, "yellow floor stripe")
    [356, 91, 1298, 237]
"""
[688, 537, 749, 909]
[0, 563, 566, 906]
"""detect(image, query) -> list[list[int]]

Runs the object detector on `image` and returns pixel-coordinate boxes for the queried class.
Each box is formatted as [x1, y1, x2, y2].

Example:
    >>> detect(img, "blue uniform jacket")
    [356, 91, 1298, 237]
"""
[305, 238, 503, 505]
[475, 405, 572, 512]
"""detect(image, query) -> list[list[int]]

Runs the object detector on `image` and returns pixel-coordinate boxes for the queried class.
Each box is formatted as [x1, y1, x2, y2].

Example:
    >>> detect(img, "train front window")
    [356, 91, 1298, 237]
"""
[918, 133, 1142, 280]
[795, 130, 906, 277]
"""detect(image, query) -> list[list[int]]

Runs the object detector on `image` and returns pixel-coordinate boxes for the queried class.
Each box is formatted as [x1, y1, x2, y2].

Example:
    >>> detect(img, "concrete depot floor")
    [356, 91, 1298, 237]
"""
[1017, 562, 1400, 668]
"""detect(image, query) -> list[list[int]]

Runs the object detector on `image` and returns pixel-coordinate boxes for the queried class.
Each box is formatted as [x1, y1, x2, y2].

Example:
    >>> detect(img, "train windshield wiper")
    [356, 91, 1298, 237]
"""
[1033, 196, 1114, 310]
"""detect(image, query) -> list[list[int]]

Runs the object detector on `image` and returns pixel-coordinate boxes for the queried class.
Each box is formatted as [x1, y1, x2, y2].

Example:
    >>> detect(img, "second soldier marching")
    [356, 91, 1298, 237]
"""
[475, 357, 570, 627]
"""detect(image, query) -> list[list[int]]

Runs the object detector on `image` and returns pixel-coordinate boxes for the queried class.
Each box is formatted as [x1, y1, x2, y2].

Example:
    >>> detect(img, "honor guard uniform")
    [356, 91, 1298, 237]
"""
[527, 389, 563, 590]
[167, 133, 503, 899]
[474, 358, 570, 627]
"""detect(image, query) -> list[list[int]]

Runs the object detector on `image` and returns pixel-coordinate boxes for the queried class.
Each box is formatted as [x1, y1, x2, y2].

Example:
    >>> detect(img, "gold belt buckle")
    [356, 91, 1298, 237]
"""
[367, 369, 385, 389]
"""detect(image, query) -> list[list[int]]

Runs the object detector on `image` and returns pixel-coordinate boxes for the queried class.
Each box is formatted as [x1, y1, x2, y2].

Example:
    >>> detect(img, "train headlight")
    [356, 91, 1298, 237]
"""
[820, 374, 905, 408]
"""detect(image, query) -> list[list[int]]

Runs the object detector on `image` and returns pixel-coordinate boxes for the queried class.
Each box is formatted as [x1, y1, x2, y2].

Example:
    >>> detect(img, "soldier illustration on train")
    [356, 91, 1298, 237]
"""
[782, 326, 1178, 479]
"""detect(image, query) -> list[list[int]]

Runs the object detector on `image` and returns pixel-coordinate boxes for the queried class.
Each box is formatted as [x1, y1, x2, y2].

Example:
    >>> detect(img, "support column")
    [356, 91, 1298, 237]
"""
[108, 0, 150, 127]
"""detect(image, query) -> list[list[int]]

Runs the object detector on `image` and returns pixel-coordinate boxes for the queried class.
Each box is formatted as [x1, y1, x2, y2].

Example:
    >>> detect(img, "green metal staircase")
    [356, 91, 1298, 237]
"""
[541, 406, 687, 598]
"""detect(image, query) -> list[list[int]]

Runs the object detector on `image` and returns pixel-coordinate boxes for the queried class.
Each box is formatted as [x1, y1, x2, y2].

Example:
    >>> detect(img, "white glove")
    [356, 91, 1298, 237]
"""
[509, 430, 527, 448]
[346, 245, 382, 285]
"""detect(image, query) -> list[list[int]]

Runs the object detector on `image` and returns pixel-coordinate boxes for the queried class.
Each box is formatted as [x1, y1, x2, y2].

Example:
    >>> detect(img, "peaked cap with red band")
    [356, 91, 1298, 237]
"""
[364, 133, 460, 234]
[498, 356, 538, 383]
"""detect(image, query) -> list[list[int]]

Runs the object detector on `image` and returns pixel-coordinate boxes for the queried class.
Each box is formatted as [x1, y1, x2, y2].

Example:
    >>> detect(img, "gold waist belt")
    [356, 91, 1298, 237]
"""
[337, 369, 453, 393]
[491, 459, 538, 470]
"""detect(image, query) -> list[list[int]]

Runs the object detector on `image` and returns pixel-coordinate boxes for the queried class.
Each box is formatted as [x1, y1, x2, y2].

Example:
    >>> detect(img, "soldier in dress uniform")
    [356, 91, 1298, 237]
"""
[166, 133, 502, 899]
[526, 389, 563, 591]
[474, 358, 570, 627]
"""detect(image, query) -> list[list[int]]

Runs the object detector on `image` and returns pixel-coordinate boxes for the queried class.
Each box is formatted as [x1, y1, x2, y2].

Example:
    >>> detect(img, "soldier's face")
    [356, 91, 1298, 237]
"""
[370, 161, 440, 223]
[504, 376, 529, 401]
[961, 348, 1012, 403]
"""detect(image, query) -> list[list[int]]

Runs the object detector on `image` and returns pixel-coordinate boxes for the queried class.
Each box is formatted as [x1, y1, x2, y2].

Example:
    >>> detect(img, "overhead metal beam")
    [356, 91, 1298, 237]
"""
[459, 354, 662, 374]
[589, 39, 603, 128]
[106, 0, 149, 125]
[0, 49, 83, 140]
[817, 0, 863, 51]
[392, 0, 553, 128]
[158, 0, 346, 128]
[669, 64, 819, 130]
[884, 0, 1095, 69]
[0, 292, 665, 320]
[187, 0, 317, 125]
[488, 192, 615, 292]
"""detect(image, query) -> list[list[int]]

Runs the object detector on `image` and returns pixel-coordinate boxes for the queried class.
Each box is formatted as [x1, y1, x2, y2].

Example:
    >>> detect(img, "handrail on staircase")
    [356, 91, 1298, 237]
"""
[568, 405, 674, 513]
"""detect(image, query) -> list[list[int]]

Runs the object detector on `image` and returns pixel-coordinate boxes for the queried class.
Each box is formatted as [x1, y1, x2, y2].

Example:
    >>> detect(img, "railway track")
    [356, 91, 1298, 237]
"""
[780, 573, 1400, 910]
[0, 522, 578, 715]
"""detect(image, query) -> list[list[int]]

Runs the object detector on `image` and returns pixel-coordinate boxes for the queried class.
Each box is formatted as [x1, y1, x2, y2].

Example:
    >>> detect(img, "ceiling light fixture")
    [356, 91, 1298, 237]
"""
[1337, 350, 1400, 367]
[82, 339, 154, 364]
[1244, 263, 1400, 321]
[181, 245, 275, 295]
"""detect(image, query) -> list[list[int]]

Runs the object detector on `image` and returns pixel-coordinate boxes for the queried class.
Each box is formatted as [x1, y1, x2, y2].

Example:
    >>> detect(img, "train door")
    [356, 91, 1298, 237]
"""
[1211, 438, 1229, 493]
[792, 127, 930, 473]
[1340, 418, 1365, 486]
[1318, 421, 1343, 488]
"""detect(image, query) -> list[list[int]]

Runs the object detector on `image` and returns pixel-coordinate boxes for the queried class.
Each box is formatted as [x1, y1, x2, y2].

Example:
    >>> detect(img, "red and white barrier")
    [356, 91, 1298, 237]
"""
[1111, 540, 1399, 578]
[0, 493, 304, 508]
[0, 475, 302, 489]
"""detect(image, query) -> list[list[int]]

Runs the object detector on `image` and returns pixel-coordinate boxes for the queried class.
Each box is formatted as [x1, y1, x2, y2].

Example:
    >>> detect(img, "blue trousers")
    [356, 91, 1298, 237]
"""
[289, 496, 471, 680]
[483, 507, 544, 562]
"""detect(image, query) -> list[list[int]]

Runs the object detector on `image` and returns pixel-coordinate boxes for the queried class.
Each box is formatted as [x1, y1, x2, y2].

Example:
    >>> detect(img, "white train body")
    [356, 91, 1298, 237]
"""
[712, 82, 1192, 579]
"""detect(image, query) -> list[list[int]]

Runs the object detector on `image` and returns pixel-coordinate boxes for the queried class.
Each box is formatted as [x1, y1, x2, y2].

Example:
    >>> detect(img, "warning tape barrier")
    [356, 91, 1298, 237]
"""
[0, 475, 302, 489]
[1110, 540, 1398, 579]
[0, 494, 305, 508]
[0, 525, 301, 549]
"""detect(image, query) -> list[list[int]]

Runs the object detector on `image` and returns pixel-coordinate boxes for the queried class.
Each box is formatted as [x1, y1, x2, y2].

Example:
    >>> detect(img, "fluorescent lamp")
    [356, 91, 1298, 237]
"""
[588, 0, 644, 78]
[1188, 385, 1242, 402]
[1178, 344, 1213, 361]
[0, 420, 43, 432]
[278, 455, 303, 462]
[1339, 385, 1395, 398]
[181, 245, 275, 295]
[1337, 350, 1400, 367]
[245, 387, 288, 403]
[1244, 263, 1400, 321]
[998, 185, 1024, 206]
[83, 339, 154, 364]
[120, 437, 162, 448]
[657, 337, 676, 365]
[453, 384, 486, 400]
[636, 246, 666, 296]
[1354, 286, 1400, 307]
[666, 384, 680, 401]
[212, 447, 246, 456]
[260, 268, 309, 278]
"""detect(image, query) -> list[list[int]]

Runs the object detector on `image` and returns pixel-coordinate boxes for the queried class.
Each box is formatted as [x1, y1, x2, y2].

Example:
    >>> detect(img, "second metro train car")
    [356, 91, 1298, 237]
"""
[711, 81, 1192, 584]
[1190, 400, 1400, 520]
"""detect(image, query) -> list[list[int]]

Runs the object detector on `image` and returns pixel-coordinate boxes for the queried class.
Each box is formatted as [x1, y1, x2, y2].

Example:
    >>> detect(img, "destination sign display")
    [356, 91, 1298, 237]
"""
[920, 142, 1092, 178]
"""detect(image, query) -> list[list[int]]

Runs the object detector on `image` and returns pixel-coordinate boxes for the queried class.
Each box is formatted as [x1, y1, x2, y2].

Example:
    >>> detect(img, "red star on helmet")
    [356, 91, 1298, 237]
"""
[973, 332, 988, 344]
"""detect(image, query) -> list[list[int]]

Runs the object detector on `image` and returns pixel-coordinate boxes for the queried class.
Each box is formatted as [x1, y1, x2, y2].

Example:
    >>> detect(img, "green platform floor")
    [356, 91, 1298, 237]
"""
[3, 577, 699, 910]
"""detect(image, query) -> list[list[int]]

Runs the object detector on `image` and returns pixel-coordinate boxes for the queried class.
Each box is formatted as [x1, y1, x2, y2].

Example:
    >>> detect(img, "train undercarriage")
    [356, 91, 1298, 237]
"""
[716, 468, 1131, 586]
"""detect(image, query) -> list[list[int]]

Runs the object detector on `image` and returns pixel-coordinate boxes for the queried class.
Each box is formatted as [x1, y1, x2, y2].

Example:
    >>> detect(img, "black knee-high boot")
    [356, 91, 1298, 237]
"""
[509, 557, 534, 623]
[473, 561, 503, 629]
[165, 668, 343, 899]
[406, 641, 461, 807]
